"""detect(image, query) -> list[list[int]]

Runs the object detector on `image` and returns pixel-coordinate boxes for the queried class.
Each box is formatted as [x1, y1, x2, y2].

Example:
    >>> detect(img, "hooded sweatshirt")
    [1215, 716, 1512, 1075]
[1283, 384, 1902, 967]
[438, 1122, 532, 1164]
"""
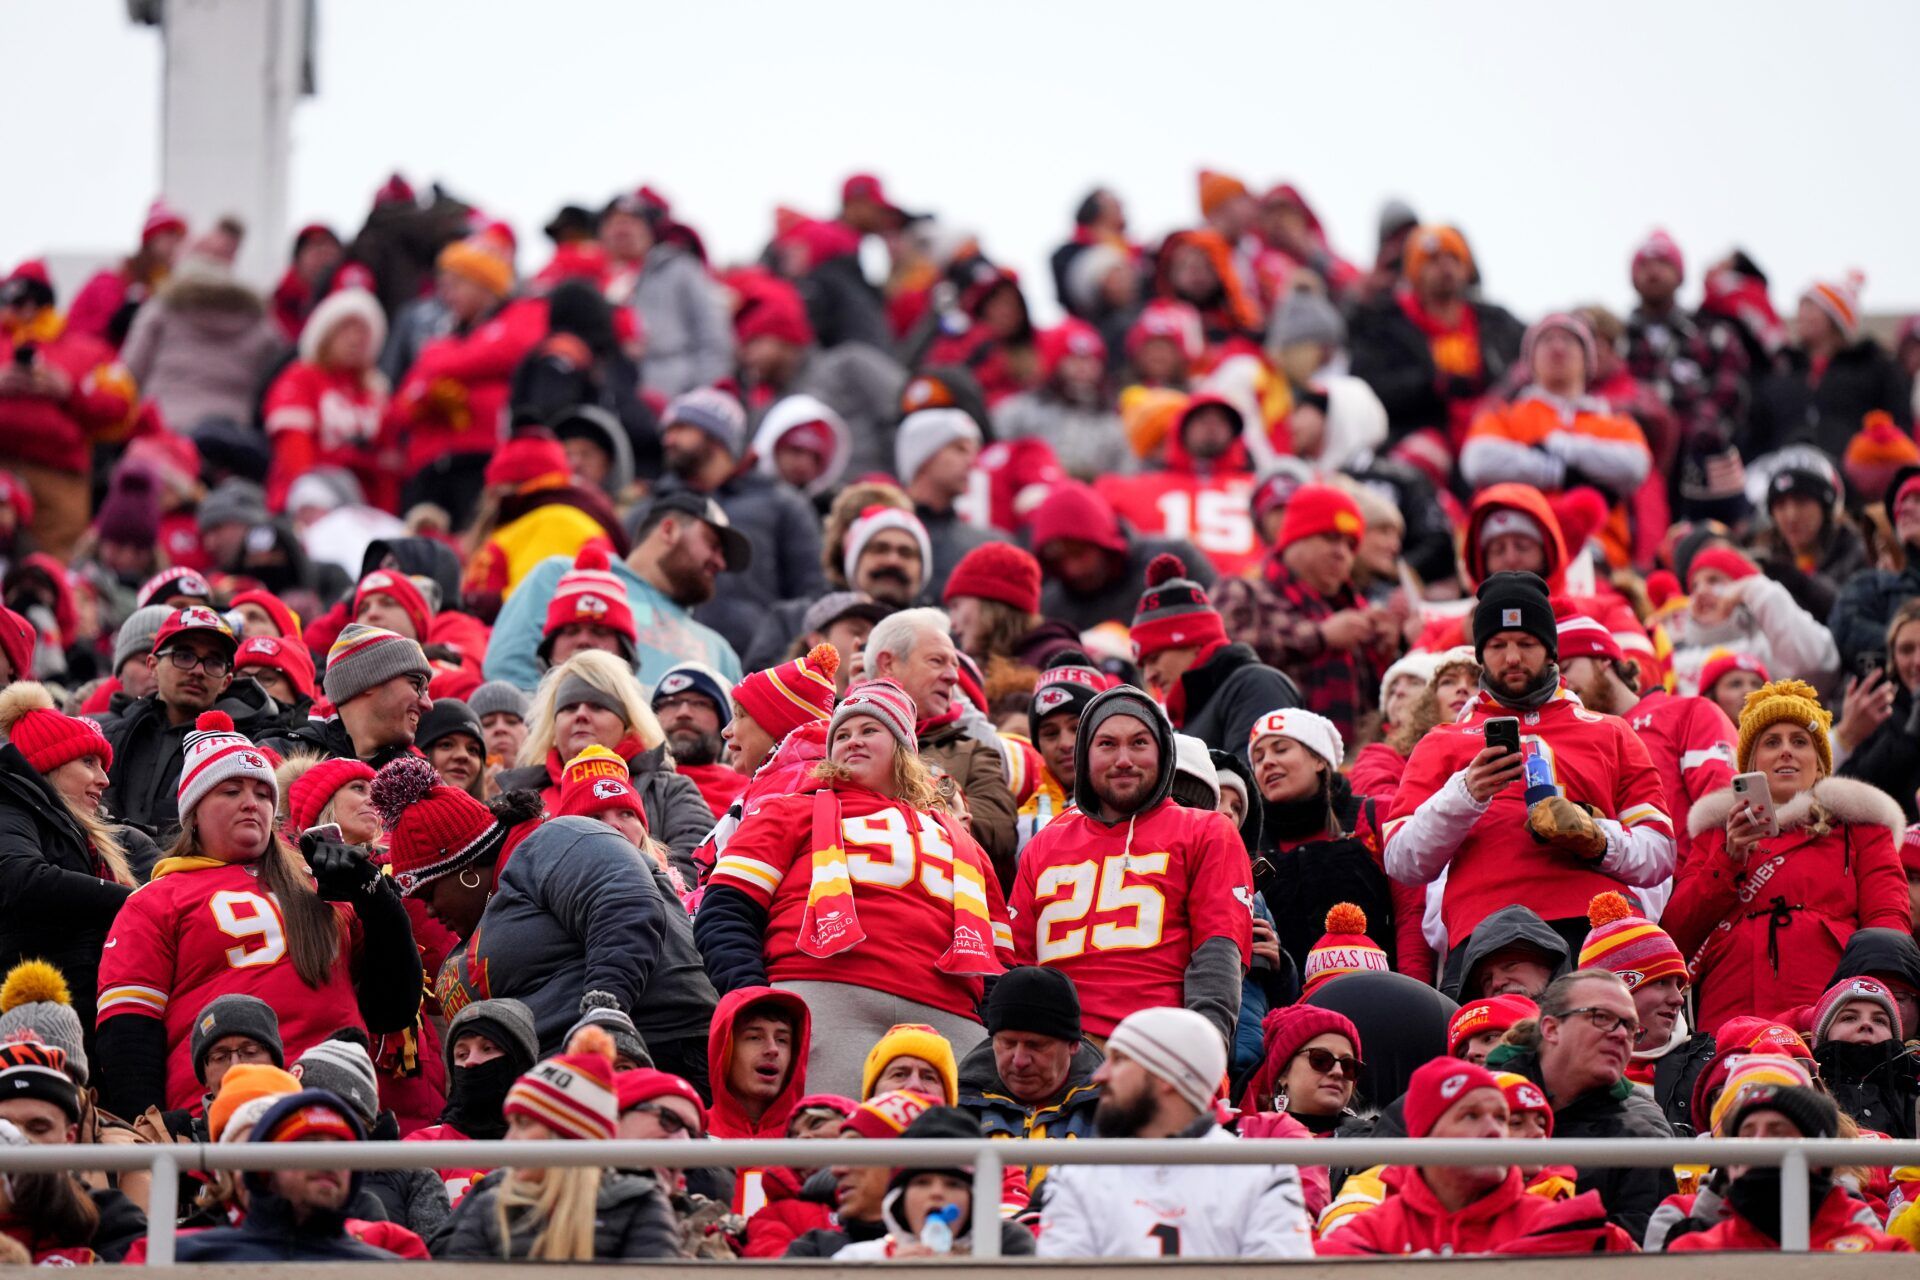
[1442, 905, 1573, 1003]
[1009, 687, 1253, 1040]
[706, 987, 812, 1214]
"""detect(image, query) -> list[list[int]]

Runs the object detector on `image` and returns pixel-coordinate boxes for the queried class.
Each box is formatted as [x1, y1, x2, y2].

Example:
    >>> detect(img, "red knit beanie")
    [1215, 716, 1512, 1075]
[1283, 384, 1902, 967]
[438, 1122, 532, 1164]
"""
[484, 431, 572, 491]
[1698, 651, 1769, 701]
[230, 589, 302, 641]
[734, 642, 839, 741]
[1236, 1004, 1363, 1112]
[0, 683, 112, 773]
[286, 757, 375, 837]
[555, 746, 648, 825]
[372, 756, 505, 897]
[1403, 1056, 1503, 1139]
[1130, 554, 1227, 661]
[235, 635, 317, 700]
[1447, 995, 1539, 1056]
[1686, 546, 1760, 590]
[1276, 483, 1365, 551]
[541, 546, 638, 662]
[1301, 904, 1388, 997]
[943, 542, 1042, 615]
[0, 606, 34, 683]
[354, 570, 432, 643]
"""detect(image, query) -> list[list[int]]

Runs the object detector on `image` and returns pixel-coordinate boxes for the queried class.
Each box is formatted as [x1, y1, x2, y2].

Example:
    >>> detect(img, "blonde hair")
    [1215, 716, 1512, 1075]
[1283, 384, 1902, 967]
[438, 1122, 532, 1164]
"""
[493, 1166, 603, 1261]
[812, 741, 941, 810]
[0, 683, 132, 887]
[519, 649, 663, 769]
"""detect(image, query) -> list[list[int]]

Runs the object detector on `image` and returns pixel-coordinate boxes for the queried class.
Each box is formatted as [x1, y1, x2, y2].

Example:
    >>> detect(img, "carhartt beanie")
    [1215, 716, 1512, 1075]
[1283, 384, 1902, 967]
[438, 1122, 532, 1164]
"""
[190, 994, 286, 1083]
[1471, 571, 1557, 661]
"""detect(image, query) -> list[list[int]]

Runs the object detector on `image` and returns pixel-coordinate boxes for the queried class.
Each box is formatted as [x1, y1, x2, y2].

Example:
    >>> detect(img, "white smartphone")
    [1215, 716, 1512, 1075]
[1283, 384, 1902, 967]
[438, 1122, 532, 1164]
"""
[1730, 772, 1778, 837]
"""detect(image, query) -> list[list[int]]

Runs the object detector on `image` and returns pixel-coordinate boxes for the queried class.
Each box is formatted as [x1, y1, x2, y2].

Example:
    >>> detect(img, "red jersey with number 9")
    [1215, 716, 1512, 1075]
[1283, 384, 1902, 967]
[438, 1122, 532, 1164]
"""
[708, 785, 1013, 1020]
[97, 858, 364, 1111]
[1010, 799, 1255, 1037]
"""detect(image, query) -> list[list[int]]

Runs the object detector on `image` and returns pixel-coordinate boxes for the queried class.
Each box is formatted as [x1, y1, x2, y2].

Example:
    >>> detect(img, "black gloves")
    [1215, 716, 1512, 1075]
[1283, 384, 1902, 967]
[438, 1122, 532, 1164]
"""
[303, 832, 381, 901]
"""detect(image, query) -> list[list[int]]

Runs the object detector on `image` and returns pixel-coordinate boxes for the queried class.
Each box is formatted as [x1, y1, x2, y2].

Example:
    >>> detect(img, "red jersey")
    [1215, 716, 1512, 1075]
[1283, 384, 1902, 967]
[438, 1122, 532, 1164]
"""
[1010, 799, 1254, 1037]
[263, 361, 396, 512]
[708, 785, 1012, 1020]
[97, 857, 365, 1111]
[1095, 471, 1260, 576]
[1385, 688, 1673, 946]
[386, 298, 545, 473]
[1625, 689, 1735, 844]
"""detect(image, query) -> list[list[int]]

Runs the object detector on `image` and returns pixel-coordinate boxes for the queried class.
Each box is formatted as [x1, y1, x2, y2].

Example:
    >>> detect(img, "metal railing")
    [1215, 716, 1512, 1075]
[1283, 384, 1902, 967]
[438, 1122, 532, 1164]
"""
[12, 1136, 1917, 1263]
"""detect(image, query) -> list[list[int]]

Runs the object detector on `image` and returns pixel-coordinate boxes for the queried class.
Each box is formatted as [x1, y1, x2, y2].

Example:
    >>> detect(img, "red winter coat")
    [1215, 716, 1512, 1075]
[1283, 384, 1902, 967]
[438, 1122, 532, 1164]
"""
[1668, 1183, 1910, 1253]
[1232, 1110, 1332, 1217]
[262, 361, 396, 512]
[1666, 777, 1911, 1035]
[0, 324, 136, 473]
[742, 1193, 834, 1258]
[1347, 742, 1406, 806]
[386, 299, 545, 472]
[1316, 1168, 1637, 1256]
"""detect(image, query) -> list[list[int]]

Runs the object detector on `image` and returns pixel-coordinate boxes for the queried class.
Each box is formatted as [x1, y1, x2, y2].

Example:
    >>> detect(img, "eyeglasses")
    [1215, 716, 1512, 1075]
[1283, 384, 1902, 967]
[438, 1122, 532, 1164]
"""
[654, 694, 714, 716]
[160, 648, 231, 676]
[205, 1043, 273, 1069]
[1294, 1047, 1364, 1078]
[628, 1102, 694, 1137]
[1558, 1006, 1642, 1039]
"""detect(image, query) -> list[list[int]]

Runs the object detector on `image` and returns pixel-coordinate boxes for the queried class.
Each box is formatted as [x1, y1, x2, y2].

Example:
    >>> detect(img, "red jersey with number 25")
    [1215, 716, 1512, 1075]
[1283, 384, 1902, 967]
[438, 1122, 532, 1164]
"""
[97, 858, 364, 1111]
[708, 785, 1013, 1021]
[1011, 799, 1254, 1037]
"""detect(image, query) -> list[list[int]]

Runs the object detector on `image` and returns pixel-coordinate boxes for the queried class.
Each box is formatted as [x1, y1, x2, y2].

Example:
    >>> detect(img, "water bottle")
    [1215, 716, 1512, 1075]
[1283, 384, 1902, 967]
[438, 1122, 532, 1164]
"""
[920, 1204, 961, 1255]
[1521, 740, 1559, 807]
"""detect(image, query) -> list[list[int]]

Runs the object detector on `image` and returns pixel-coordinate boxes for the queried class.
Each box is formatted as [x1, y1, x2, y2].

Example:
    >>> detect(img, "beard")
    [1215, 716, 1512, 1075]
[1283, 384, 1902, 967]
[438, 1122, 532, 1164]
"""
[658, 541, 717, 606]
[669, 729, 722, 767]
[663, 441, 709, 480]
[1094, 1085, 1157, 1138]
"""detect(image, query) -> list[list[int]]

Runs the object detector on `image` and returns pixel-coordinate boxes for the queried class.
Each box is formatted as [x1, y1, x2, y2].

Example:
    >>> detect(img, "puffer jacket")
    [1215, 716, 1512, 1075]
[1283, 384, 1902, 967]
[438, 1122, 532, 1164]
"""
[0, 743, 132, 1040]
[494, 741, 713, 883]
[1830, 558, 1920, 674]
[1666, 777, 1910, 1036]
[1665, 574, 1840, 700]
[432, 1168, 680, 1260]
[433, 815, 717, 1055]
[630, 244, 734, 397]
[957, 1037, 1102, 1196]
[100, 678, 285, 838]
[119, 271, 284, 430]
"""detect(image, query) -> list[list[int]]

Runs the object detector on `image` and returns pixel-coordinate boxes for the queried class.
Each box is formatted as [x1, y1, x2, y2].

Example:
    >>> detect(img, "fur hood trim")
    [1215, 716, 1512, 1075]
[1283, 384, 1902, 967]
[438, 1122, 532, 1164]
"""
[1688, 775, 1905, 842]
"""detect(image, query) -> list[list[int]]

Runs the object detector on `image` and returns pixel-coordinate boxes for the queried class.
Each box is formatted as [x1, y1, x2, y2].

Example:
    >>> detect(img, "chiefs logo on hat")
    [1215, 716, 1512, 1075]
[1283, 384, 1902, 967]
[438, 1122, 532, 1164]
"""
[180, 607, 226, 629]
[1034, 688, 1072, 713]
[591, 779, 628, 800]
[251, 638, 280, 654]
[242, 753, 266, 770]
[362, 572, 396, 591]
[1512, 1082, 1547, 1109]
[658, 674, 692, 695]
[1439, 1071, 1471, 1100]
[575, 595, 609, 618]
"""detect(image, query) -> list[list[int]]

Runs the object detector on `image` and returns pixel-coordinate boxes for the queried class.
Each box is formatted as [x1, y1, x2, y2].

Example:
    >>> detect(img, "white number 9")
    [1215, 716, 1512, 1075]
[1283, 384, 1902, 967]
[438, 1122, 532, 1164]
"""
[209, 890, 288, 969]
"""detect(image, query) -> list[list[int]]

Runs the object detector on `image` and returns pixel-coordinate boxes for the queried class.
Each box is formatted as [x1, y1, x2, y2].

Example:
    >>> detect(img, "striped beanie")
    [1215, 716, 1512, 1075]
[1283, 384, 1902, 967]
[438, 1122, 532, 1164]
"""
[324, 623, 431, 708]
[136, 566, 212, 610]
[178, 711, 279, 820]
[1492, 1070, 1553, 1136]
[372, 755, 505, 897]
[1578, 892, 1687, 992]
[1130, 554, 1226, 662]
[1710, 1053, 1815, 1137]
[1803, 272, 1864, 341]
[0, 1041, 79, 1123]
[842, 505, 933, 583]
[540, 546, 637, 663]
[1106, 1006, 1226, 1114]
[734, 643, 839, 740]
[1302, 904, 1389, 997]
[505, 1024, 618, 1141]
[1812, 976, 1902, 1044]
[843, 1088, 935, 1140]
[830, 678, 918, 752]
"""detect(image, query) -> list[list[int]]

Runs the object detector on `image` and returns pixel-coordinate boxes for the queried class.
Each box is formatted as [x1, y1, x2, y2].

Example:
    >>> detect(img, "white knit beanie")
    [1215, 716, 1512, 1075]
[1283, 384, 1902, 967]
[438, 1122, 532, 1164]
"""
[1106, 1007, 1226, 1114]
[894, 408, 981, 484]
[1246, 706, 1344, 773]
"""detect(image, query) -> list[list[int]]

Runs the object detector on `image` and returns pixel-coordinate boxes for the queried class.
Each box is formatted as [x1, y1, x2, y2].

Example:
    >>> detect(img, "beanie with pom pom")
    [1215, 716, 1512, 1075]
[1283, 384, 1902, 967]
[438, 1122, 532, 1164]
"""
[0, 681, 113, 775]
[1130, 553, 1226, 661]
[178, 710, 279, 821]
[1302, 903, 1390, 997]
[505, 1022, 619, 1140]
[1734, 678, 1832, 775]
[0, 960, 88, 1085]
[1577, 891, 1687, 992]
[373, 755, 504, 897]
[540, 544, 637, 663]
[734, 641, 839, 741]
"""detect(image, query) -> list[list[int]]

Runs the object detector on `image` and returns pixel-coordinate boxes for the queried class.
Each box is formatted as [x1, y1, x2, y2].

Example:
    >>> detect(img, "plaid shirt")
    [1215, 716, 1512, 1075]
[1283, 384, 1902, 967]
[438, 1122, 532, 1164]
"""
[1625, 305, 1754, 449]
[1211, 560, 1391, 744]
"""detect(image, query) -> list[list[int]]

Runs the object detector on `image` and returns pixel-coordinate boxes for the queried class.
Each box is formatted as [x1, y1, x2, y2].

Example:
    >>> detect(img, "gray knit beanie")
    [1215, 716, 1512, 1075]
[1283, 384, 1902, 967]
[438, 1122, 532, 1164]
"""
[114, 605, 175, 673]
[322, 623, 431, 707]
[0, 963, 89, 1085]
[444, 998, 539, 1074]
[662, 387, 748, 459]
[189, 994, 285, 1083]
[293, 1038, 380, 1124]
[1269, 289, 1345, 351]
[468, 681, 530, 722]
[567, 995, 652, 1069]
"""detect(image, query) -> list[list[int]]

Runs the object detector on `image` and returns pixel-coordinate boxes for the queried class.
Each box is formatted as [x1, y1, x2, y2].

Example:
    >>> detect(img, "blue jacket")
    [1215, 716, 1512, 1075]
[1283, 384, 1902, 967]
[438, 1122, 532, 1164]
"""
[482, 553, 742, 691]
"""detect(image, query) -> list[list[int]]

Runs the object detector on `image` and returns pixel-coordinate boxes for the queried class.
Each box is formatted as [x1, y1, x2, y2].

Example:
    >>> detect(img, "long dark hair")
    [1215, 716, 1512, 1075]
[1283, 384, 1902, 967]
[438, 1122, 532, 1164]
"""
[165, 820, 339, 988]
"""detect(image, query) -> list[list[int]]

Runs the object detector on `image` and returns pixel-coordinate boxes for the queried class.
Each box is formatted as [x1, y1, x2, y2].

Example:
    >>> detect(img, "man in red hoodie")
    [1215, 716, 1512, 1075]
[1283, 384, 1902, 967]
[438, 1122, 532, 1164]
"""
[1317, 1057, 1635, 1256]
[705, 987, 812, 1215]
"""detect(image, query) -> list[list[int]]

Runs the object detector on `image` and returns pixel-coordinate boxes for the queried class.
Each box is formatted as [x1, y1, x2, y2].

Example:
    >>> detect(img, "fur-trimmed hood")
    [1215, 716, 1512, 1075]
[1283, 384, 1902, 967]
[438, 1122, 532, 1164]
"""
[1688, 775, 1905, 843]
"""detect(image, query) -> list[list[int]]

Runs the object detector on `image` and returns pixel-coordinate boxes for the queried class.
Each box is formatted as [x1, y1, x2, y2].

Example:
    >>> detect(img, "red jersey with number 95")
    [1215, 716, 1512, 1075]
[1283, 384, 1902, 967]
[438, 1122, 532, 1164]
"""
[98, 859, 364, 1111]
[1011, 800, 1254, 1037]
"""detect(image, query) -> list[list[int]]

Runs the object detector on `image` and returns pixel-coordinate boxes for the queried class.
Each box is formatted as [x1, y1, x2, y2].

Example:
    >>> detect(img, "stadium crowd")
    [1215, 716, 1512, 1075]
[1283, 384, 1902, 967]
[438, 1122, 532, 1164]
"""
[0, 166, 1919, 1261]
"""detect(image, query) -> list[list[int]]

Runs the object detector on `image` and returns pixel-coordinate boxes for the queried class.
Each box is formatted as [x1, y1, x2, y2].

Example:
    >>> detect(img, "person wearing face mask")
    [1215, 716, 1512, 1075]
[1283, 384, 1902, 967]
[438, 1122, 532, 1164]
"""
[1667, 1084, 1909, 1253]
[1667, 546, 1840, 699]
[1388, 572, 1675, 988]
[1809, 977, 1919, 1141]
[1665, 679, 1910, 1036]
[93, 712, 421, 1121]
[404, 999, 539, 1207]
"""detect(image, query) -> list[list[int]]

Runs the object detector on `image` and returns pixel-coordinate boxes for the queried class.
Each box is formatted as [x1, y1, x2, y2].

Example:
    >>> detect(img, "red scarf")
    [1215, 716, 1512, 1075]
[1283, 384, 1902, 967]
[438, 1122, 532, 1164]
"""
[1164, 638, 1230, 728]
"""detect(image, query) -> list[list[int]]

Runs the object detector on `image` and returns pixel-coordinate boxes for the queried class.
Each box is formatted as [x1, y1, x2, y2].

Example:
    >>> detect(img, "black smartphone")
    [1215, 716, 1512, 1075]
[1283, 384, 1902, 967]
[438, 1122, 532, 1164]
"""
[1484, 717, 1522, 758]
[11, 344, 35, 370]
[1856, 651, 1888, 685]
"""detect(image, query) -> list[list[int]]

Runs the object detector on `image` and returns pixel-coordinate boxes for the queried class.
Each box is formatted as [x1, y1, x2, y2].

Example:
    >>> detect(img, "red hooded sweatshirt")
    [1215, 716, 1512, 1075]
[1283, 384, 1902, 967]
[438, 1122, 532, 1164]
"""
[1316, 1169, 1636, 1256]
[705, 986, 813, 1215]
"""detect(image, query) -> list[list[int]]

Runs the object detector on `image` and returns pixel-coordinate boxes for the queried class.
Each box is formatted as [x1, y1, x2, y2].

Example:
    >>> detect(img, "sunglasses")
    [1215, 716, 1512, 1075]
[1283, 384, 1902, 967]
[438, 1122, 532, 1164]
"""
[628, 1102, 695, 1137]
[1295, 1047, 1364, 1078]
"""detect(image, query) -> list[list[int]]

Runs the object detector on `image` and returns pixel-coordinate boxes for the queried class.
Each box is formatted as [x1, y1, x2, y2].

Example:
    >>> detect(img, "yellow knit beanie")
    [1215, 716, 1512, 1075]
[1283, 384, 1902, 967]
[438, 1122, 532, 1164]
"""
[859, 1023, 958, 1105]
[1735, 678, 1832, 775]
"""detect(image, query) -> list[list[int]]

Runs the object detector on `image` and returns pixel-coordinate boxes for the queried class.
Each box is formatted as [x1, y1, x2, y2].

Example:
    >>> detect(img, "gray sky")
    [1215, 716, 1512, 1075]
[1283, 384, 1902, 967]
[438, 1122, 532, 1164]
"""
[8, 0, 1919, 322]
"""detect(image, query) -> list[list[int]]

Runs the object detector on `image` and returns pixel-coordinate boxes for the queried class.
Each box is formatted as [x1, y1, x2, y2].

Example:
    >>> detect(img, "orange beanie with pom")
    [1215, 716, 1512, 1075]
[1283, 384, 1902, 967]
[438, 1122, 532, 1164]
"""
[1577, 891, 1687, 992]
[1302, 903, 1389, 996]
[734, 642, 839, 742]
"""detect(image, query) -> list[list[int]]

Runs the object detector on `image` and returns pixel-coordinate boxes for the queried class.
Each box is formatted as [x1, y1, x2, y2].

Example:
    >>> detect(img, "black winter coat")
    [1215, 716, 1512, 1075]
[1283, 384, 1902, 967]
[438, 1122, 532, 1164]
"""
[1753, 522, 1870, 622]
[100, 678, 283, 838]
[0, 743, 131, 1040]
[1256, 779, 1393, 976]
[1348, 296, 1526, 442]
[1039, 531, 1219, 635]
[1648, 1030, 1718, 1137]
[1175, 642, 1301, 760]
[1839, 687, 1920, 823]
[255, 714, 417, 774]
[1829, 558, 1920, 675]
[431, 1168, 679, 1261]
[495, 741, 714, 883]
[1747, 340, 1912, 460]
[175, 1189, 395, 1262]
